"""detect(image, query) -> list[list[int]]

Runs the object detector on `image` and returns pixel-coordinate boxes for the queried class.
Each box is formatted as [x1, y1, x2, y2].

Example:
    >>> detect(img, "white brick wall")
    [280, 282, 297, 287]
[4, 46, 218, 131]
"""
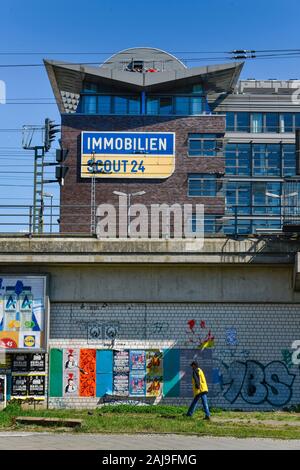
[49, 302, 300, 411]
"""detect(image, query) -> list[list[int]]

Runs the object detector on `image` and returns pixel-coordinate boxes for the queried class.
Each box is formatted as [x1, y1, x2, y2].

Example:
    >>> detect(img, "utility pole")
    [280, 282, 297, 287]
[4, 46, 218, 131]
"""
[22, 119, 63, 233]
[90, 152, 96, 234]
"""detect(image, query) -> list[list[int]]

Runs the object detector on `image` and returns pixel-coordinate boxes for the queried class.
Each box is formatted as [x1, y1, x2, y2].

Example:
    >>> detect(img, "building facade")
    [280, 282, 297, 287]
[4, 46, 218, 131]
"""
[45, 48, 300, 236]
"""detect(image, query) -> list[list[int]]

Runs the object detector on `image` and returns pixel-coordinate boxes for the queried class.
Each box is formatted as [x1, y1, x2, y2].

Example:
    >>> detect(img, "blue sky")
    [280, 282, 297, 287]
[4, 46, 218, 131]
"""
[0, 0, 300, 218]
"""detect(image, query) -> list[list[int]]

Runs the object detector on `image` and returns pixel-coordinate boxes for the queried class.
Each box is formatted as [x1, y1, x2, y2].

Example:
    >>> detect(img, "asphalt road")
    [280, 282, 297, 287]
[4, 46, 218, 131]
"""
[0, 432, 299, 450]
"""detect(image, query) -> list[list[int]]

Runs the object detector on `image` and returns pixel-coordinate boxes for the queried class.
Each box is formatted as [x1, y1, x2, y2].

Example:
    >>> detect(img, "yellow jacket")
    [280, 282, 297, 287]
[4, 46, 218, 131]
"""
[192, 367, 208, 396]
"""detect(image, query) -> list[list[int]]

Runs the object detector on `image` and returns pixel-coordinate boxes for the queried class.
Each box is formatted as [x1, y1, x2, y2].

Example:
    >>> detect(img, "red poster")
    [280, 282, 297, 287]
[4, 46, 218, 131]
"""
[79, 349, 96, 397]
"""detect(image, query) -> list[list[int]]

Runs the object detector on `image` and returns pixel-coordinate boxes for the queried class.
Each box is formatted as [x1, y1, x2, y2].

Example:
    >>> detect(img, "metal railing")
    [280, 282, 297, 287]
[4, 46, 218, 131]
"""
[0, 203, 298, 237]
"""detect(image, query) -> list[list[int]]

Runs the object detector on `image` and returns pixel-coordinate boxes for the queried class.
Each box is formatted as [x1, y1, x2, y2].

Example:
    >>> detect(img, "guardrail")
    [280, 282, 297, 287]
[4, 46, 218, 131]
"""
[0, 204, 297, 237]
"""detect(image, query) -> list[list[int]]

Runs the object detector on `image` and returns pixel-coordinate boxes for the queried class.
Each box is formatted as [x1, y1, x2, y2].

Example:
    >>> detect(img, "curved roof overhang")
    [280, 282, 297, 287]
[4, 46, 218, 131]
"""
[44, 59, 244, 114]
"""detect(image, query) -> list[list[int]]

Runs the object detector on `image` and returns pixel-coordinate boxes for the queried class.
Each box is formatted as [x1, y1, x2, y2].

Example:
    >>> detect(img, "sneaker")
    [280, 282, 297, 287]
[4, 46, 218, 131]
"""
[204, 416, 211, 421]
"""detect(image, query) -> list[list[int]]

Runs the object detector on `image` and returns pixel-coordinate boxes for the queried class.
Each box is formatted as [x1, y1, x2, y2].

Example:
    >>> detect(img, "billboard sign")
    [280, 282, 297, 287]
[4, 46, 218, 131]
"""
[81, 132, 175, 179]
[0, 276, 47, 352]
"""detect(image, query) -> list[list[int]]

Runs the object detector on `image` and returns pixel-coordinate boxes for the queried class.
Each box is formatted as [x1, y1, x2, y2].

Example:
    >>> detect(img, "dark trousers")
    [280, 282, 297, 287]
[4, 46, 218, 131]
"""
[187, 392, 210, 417]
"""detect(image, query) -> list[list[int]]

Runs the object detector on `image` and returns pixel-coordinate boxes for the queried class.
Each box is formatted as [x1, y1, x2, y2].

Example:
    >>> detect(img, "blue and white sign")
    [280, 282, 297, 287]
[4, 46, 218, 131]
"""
[81, 131, 175, 179]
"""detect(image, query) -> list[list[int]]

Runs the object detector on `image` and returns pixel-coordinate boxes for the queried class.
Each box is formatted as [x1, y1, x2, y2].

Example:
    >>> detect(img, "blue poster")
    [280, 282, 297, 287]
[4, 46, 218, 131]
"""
[129, 350, 146, 372]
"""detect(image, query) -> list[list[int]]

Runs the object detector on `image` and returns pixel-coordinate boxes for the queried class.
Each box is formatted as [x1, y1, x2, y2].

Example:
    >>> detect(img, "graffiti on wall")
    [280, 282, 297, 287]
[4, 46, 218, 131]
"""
[185, 319, 215, 350]
[219, 360, 296, 406]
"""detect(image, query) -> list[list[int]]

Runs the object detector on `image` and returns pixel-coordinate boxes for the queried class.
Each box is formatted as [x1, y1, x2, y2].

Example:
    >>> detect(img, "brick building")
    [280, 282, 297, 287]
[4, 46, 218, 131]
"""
[44, 47, 243, 234]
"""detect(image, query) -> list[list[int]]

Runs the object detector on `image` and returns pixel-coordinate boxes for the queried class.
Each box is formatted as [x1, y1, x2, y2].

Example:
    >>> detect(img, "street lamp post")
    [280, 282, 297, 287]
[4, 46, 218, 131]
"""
[113, 190, 146, 237]
[43, 192, 54, 233]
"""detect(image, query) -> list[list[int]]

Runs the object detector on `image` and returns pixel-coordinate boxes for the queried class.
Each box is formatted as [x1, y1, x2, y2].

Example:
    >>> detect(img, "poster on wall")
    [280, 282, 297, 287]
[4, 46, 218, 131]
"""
[12, 353, 28, 372]
[79, 349, 96, 397]
[146, 376, 163, 397]
[146, 350, 163, 377]
[28, 353, 45, 372]
[129, 374, 146, 396]
[0, 276, 47, 351]
[129, 350, 146, 372]
[12, 353, 46, 372]
[28, 374, 46, 397]
[129, 350, 146, 397]
[11, 375, 28, 397]
[113, 350, 129, 396]
[63, 348, 79, 396]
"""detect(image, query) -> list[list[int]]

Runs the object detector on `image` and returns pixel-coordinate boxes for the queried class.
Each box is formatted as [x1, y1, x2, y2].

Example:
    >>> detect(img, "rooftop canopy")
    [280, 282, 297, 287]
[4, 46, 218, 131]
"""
[44, 47, 243, 113]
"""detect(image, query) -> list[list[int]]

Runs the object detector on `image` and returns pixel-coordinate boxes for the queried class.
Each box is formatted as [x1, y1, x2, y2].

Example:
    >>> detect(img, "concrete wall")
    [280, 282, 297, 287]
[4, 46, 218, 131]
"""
[49, 301, 300, 410]
[1, 264, 300, 303]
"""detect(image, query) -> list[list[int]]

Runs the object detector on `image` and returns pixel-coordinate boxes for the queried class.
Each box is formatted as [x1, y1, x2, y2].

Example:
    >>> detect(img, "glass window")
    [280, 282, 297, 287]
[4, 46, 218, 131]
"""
[188, 134, 219, 157]
[146, 97, 159, 115]
[225, 143, 251, 176]
[190, 97, 203, 115]
[82, 95, 97, 114]
[252, 182, 281, 215]
[223, 219, 251, 235]
[265, 113, 279, 133]
[283, 144, 296, 176]
[97, 95, 111, 114]
[160, 97, 173, 115]
[280, 113, 293, 133]
[175, 97, 189, 115]
[188, 174, 217, 196]
[251, 113, 263, 133]
[128, 97, 140, 114]
[236, 112, 250, 132]
[114, 96, 128, 114]
[295, 114, 300, 129]
[226, 182, 251, 214]
[82, 82, 98, 93]
[252, 219, 281, 233]
[226, 112, 235, 131]
[253, 143, 280, 176]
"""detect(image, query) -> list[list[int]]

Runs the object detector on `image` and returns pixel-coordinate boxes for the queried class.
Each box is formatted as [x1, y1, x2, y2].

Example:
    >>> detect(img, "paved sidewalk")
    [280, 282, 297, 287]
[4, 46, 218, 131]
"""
[0, 432, 299, 450]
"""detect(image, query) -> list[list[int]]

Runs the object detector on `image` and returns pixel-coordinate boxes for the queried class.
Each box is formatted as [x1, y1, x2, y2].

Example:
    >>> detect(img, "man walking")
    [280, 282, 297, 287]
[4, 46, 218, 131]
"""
[186, 361, 211, 420]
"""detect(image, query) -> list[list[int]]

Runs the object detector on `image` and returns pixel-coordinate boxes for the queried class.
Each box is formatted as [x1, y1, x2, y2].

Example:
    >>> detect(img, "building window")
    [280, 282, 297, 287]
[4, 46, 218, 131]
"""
[225, 143, 251, 176]
[280, 113, 293, 133]
[97, 95, 111, 114]
[191, 214, 222, 233]
[251, 113, 263, 133]
[226, 112, 235, 131]
[160, 97, 173, 115]
[252, 143, 280, 176]
[175, 97, 190, 115]
[188, 174, 218, 196]
[225, 112, 300, 133]
[188, 134, 222, 157]
[82, 95, 97, 114]
[236, 112, 250, 132]
[225, 142, 296, 177]
[80, 94, 141, 115]
[252, 182, 281, 215]
[283, 144, 296, 176]
[265, 113, 279, 133]
[190, 97, 204, 114]
[223, 219, 251, 235]
[226, 182, 251, 214]
[295, 114, 300, 129]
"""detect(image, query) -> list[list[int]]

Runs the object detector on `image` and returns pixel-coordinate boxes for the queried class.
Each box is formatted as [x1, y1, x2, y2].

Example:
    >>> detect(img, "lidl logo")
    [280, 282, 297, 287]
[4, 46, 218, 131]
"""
[24, 335, 35, 348]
